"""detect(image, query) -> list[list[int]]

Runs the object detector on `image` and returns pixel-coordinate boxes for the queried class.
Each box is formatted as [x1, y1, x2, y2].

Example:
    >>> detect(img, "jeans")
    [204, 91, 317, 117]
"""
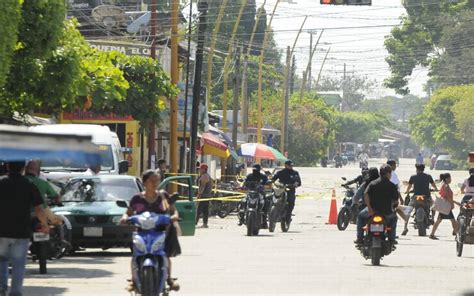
[196, 200, 209, 225]
[0, 238, 30, 296]
[356, 209, 397, 241]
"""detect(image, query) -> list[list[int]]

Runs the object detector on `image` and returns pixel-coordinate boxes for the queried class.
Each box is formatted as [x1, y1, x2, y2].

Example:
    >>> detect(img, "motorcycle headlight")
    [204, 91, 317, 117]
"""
[111, 216, 122, 224]
[151, 234, 167, 253]
[138, 216, 156, 230]
[133, 235, 147, 253]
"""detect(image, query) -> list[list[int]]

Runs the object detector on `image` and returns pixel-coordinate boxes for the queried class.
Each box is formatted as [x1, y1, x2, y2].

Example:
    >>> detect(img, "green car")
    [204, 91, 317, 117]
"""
[52, 175, 196, 251]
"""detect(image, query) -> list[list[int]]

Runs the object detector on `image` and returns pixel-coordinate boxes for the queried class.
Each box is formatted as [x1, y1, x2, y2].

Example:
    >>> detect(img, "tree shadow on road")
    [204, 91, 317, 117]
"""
[23, 285, 67, 295]
[25, 267, 114, 279]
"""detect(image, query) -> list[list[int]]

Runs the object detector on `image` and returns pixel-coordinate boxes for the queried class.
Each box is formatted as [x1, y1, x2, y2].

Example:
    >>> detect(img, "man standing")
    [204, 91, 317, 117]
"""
[272, 160, 301, 221]
[416, 152, 424, 165]
[355, 164, 398, 245]
[196, 163, 212, 228]
[0, 161, 48, 296]
[156, 159, 167, 181]
[402, 164, 438, 235]
[387, 160, 407, 224]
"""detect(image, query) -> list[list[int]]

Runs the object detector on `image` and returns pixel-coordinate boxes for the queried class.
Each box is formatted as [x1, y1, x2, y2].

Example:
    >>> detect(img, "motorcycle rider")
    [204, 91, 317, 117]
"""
[334, 153, 343, 167]
[354, 164, 398, 246]
[271, 160, 301, 221]
[343, 168, 369, 188]
[402, 164, 439, 236]
[238, 164, 269, 226]
[358, 151, 369, 169]
[351, 167, 379, 207]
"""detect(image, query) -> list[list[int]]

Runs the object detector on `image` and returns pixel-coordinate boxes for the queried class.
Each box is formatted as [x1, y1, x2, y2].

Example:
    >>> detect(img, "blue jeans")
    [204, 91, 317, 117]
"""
[356, 209, 397, 241]
[0, 238, 30, 296]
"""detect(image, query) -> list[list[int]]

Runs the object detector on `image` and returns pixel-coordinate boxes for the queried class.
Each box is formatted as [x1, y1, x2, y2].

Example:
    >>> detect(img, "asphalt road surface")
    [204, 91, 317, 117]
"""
[23, 159, 474, 295]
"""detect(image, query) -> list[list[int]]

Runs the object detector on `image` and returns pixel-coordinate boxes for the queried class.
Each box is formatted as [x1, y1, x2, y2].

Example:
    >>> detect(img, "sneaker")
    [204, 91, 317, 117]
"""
[353, 239, 363, 245]
[401, 229, 408, 236]
[202, 224, 209, 229]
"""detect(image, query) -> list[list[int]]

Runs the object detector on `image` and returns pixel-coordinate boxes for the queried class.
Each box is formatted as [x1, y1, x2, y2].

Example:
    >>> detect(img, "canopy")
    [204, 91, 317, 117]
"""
[0, 125, 100, 166]
[200, 132, 230, 158]
[238, 143, 287, 161]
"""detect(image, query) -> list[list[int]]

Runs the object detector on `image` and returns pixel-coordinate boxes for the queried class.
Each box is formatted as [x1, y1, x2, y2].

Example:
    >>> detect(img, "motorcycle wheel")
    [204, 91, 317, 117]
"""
[337, 208, 350, 231]
[456, 217, 466, 257]
[38, 242, 48, 274]
[268, 207, 277, 233]
[247, 212, 256, 236]
[370, 248, 382, 266]
[281, 219, 290, 233]
[417, 222, 426, 236]
[141, 266, 156, 296]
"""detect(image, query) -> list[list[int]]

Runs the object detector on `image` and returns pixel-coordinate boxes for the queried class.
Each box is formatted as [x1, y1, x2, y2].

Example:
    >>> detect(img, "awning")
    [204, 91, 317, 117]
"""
[200, 132, 230, 159]
[0, 125, 100, 166]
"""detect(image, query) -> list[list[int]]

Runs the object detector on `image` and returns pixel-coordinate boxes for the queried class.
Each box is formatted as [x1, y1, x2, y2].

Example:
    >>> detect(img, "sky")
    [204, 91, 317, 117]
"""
[258, 0, 429, 97]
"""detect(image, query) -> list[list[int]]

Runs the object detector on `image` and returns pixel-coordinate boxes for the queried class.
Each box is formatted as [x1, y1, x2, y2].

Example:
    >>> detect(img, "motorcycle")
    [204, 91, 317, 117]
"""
[410, 194, 433, 236]
[210, 181, 241, 218]
[357, 215, 396, 266]
[241, 183, 266, 236]
[268, 183, 292, 233]
[30, 214, 72, 274]
[337, 184, 363, 231]
[359, 160, 368, 169]
[335, 160, 343, 168]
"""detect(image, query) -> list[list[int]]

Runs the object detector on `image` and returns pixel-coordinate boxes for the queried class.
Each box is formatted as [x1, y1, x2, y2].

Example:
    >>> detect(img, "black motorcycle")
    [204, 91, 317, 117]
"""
[241, 183, 266, 236]
[410, 194, 433, 236]
[268, 183, 292, 233]
[337, 185, 362, 231]
[210, 181, 241, 218]
[357, 215, 396, 266]
[30, 213, 72, 274]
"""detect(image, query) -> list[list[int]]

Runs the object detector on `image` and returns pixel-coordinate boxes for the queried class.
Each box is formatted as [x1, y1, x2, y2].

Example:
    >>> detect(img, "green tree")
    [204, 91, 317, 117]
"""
[317, 74, 376, 111]
[0, 0, 21, 88]
[410, 84, 473, 158]
[384, 0, 473, 94]
[102, 54, 177, 129]
[334, 112, 387, 144]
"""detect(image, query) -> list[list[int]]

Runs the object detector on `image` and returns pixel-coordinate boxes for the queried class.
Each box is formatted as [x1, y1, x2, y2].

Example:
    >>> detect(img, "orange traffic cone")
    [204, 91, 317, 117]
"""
[326, 189, 338, 225]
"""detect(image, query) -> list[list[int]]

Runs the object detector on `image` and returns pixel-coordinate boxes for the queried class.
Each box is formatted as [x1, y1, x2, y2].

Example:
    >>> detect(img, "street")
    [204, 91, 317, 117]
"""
[24, 159, 474, 295]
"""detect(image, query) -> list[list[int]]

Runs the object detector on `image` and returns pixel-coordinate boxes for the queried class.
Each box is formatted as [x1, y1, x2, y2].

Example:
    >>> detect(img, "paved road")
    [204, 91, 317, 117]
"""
[23, 159, 474, 295]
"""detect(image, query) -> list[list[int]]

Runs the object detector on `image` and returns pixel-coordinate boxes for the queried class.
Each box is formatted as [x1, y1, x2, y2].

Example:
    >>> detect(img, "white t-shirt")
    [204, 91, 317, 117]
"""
[463, 177, 474, 195]
[390, 170, 400, 191]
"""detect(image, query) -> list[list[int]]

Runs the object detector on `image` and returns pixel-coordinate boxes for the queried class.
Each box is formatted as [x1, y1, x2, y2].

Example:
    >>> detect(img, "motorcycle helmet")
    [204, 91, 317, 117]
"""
[285, 160, 294, 166]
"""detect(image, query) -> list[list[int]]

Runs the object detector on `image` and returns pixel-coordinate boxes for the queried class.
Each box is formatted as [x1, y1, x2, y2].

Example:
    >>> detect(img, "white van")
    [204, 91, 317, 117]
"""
[29, 124, 129, 180]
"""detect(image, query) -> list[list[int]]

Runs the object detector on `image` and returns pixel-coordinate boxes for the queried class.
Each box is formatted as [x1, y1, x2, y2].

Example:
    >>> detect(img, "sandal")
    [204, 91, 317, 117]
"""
[429, 235, 439, 240]
[167, 278, 180, 292]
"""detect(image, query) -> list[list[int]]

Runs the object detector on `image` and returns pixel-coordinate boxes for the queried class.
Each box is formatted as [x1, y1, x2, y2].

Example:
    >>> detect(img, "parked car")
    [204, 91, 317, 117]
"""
[434, 154, 454, 170]
[52, 175, 142, 250]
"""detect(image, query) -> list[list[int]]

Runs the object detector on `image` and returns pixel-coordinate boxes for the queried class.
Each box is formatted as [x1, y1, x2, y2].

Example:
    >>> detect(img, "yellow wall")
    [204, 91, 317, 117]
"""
[59, 117, 144, 176]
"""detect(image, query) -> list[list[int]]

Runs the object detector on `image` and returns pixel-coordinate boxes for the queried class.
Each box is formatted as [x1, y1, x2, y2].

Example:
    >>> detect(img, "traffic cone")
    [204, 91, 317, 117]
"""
[326, 188, 338, 225]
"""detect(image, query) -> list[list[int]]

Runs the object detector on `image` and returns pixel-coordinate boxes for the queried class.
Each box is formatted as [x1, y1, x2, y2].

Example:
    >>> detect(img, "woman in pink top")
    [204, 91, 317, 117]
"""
[430, 173, 459, 240]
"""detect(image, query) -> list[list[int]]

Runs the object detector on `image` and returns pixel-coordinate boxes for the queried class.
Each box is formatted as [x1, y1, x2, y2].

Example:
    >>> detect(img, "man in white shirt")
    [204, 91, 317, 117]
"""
[388, 159, 407, 224]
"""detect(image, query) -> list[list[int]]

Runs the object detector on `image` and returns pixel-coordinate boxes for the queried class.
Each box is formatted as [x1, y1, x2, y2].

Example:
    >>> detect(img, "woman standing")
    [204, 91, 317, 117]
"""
[460, 168, 474, 204]
[429, 173, 459, 240]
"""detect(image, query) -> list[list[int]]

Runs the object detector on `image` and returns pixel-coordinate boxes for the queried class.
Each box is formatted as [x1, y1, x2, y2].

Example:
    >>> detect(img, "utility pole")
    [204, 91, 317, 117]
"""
[147, 0, 158, 169]
[170, 0, 179, 184]
[315, 47, 331, 88]
[300, 29, 324, 100]
[190, 1, 207, 174]
[222, 0, 248, 132]
[206, 0, 229, 108]
[280, 16, 306, 153]
[257, 0, 280, 144]
[231, 46, 241, 174]
[308, 31, 315, 91]
[241, 0, 266, 135]
[181, 0, 193, 173]
[289, 55, 296, 95]
[281, 46, 291, 153]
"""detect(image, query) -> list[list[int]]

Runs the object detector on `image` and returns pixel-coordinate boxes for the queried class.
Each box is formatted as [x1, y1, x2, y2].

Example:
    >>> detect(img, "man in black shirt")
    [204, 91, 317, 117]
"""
[272, 160, 301, 220]
[0, 161, 47, 296]
[401, 164, 438, 235]
[355, 164, 398, 245]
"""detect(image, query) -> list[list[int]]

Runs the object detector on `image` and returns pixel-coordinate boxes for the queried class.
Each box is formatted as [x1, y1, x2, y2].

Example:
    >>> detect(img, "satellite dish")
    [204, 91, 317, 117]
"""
[127, 11, 151, 34]
[91, 5, 128, 28]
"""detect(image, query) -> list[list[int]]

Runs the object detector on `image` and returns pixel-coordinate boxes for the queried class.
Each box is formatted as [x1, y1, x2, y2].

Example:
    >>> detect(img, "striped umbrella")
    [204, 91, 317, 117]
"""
[238, 143, 287, 161]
